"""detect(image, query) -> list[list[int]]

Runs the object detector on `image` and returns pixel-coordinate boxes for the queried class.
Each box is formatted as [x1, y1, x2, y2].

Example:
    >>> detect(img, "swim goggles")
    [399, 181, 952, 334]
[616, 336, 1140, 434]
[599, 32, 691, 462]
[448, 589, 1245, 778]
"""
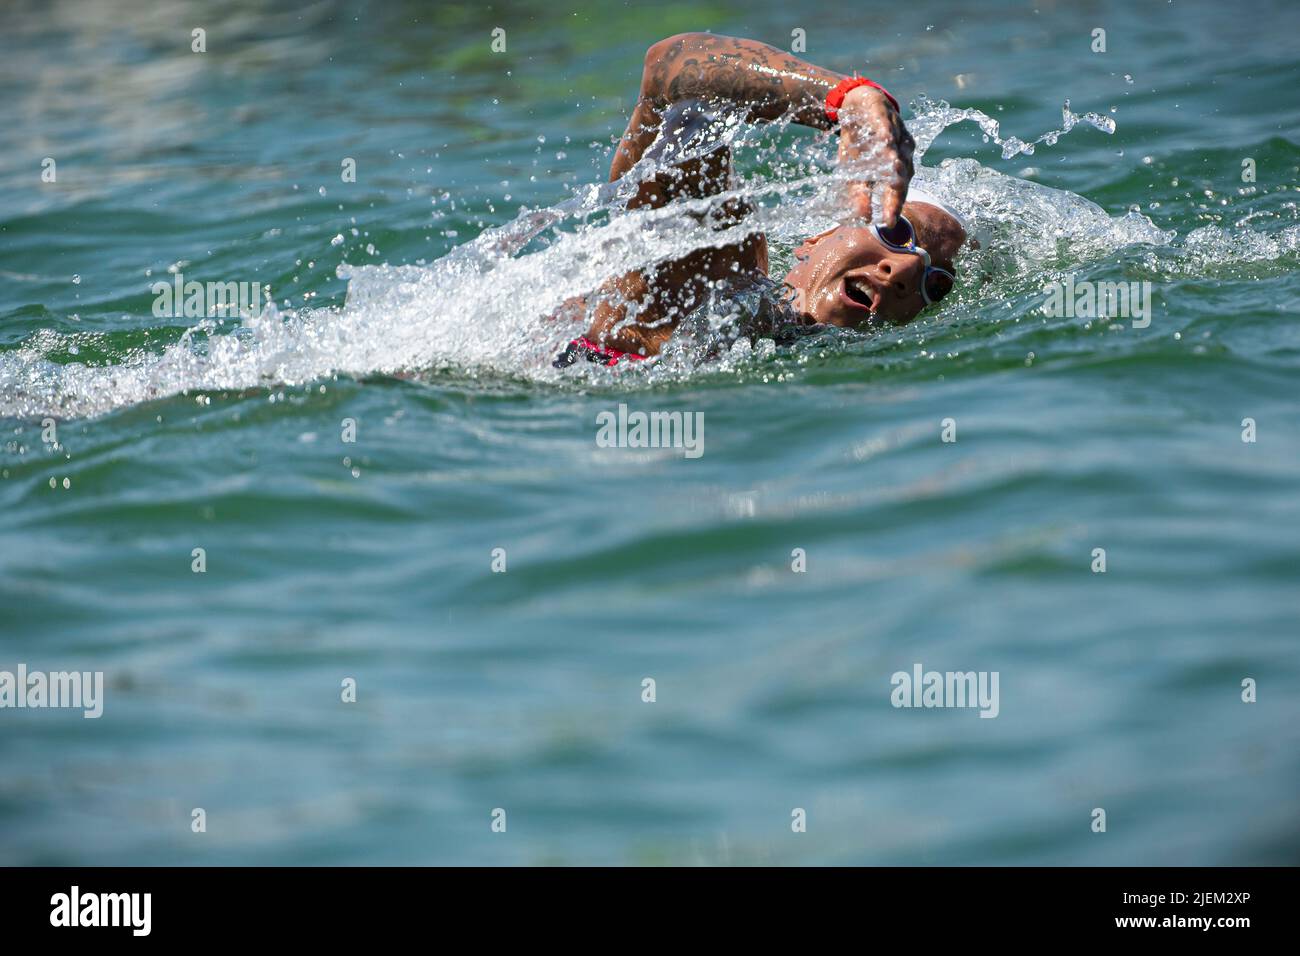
[871, 216, 955, 305]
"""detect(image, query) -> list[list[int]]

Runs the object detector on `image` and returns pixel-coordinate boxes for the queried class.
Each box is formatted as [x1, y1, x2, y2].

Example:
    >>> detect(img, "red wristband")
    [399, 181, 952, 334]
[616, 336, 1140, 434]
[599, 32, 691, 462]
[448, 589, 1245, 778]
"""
[825, 75, 899, 123]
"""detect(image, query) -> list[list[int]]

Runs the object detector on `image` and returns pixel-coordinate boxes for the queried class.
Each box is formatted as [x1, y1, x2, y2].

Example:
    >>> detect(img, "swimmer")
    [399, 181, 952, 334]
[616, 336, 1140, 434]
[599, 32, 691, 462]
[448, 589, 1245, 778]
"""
[553, 33, 973, 368]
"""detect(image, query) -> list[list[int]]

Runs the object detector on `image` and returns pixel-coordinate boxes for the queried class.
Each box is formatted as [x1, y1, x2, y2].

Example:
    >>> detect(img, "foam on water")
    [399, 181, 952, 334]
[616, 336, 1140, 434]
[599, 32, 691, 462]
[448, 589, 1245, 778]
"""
[0, 97, 1291, 420]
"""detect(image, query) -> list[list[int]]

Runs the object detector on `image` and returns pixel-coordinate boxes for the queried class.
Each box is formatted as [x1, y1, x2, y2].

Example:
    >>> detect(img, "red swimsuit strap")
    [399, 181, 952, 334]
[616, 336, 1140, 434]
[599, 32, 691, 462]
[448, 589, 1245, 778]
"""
[575, 337, 648, 366]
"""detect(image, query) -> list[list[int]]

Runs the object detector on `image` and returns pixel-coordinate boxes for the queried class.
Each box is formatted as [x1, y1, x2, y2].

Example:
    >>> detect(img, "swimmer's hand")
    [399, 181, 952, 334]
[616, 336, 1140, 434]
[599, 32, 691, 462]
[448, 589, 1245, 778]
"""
[836, 84, 915, 228]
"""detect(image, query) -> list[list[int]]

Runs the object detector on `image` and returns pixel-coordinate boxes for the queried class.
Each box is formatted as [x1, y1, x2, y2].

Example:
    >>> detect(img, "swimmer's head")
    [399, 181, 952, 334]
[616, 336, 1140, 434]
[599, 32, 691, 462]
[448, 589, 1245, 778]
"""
[783, 199, 969, 328]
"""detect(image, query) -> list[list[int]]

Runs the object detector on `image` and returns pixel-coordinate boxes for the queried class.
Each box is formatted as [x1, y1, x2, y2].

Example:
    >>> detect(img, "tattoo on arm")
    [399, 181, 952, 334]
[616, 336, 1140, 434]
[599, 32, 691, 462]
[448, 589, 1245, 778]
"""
[644, 34, 846, 130]
[609, 33, 847, 181]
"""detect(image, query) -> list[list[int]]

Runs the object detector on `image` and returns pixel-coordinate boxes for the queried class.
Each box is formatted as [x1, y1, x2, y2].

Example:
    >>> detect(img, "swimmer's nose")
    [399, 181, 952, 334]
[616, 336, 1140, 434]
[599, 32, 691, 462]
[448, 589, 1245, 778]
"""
[877, 254, 924, 298]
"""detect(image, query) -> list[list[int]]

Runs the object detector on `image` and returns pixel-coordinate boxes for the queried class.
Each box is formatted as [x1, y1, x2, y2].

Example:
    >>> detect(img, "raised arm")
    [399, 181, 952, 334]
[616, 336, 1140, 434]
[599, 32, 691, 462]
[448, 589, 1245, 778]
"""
[565, 34, 915, 358]
[611, 32, 914, 224]
[645, 34, 850, 126]
[610, 33, 840, 180]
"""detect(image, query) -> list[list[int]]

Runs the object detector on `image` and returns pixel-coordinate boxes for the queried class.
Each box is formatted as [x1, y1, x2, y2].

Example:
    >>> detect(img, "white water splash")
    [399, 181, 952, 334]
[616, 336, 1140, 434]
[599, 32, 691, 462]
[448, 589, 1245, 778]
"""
[908, 94, 1116, 161]
[2, 95, 1284, 421]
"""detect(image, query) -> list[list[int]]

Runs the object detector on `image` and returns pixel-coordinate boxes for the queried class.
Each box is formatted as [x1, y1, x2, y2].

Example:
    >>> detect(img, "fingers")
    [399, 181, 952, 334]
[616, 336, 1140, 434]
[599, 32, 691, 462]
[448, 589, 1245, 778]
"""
[847, 182, 874, 221]
[836, 96, 914, 229]
[879, 182, 903, 228]
[878, 136, 914, 227]
[844, 171, 905, 229]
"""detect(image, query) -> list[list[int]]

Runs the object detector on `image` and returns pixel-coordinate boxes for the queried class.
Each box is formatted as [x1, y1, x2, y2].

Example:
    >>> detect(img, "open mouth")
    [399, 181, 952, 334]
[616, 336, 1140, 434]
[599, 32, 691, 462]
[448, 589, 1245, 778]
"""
[840, 276, 879, 314]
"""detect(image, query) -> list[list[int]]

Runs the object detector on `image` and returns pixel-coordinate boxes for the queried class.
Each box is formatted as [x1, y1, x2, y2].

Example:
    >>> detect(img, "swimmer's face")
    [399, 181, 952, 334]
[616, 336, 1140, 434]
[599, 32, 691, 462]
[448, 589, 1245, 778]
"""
[783, 202, 967, 328]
